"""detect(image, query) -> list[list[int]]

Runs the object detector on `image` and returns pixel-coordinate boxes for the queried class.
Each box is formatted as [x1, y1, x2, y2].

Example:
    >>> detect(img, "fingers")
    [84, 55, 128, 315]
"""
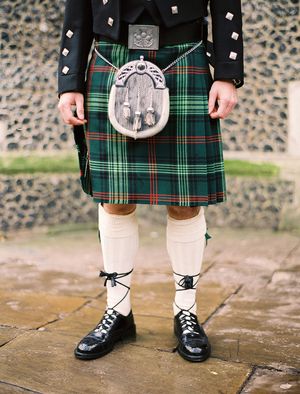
[75, 94, 85, 121]
[209, 81, 238, 119]
[208, 86, 218, 115]
[57, 93, 87, 126]
[211, 97, 236, 119]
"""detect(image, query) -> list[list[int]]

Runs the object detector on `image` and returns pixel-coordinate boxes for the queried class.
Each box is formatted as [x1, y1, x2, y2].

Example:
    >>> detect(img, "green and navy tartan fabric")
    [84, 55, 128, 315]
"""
[84, 41, 226, 206]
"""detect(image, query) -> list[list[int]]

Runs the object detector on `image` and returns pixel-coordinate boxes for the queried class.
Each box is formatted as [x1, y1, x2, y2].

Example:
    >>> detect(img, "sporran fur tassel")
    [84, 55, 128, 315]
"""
[145, 88, 156, 126]
[122, 88, 131, 119]
[145, 107, 155, 126]
[133, 110, 142, 131]
[133, 85, 142, 132]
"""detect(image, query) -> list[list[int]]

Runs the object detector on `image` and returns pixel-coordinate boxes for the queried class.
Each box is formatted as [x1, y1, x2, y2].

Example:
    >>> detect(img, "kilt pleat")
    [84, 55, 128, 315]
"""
[84, 41, 227, 206]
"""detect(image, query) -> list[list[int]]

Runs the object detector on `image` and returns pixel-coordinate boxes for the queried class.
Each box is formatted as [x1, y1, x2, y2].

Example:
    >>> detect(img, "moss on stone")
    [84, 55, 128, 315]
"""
[0, 154, 78, 175]
[224, 160, 280, 178]
[0, 155, 280, 177]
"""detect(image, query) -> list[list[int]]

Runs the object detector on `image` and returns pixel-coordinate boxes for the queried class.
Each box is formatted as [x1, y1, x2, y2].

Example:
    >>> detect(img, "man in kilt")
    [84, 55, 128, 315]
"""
[57, 0, 244, 362]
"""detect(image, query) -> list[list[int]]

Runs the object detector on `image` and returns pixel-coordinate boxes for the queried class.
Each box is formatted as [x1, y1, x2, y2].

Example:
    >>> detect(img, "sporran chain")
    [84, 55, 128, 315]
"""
[94, 40, 203, 74]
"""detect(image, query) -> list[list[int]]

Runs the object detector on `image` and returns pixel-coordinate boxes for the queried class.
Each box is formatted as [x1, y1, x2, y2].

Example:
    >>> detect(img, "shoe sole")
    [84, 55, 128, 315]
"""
[74, 324, 136, 360]
[177, 343, 211, 362]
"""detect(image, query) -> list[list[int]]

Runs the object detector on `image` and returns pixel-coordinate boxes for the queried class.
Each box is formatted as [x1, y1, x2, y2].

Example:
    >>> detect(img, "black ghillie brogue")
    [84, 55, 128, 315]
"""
[74, 307, 136, 360]
[174, 309, 211, 362]
[172, 272, 211, 362]
[74, 268, 136, 360]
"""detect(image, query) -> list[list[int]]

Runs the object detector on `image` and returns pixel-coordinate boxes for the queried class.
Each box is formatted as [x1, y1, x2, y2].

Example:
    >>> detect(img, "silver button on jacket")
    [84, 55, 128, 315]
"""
[58, 0, 244, 96]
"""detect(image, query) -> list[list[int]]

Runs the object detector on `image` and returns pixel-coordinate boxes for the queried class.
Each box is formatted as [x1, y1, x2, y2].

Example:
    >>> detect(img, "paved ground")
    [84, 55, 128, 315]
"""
[0, 220, 299, 394]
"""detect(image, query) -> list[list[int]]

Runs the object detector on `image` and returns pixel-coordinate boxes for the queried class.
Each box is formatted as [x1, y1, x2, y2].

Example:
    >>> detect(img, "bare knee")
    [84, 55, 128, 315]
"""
[167, 206, 200, 220]
[102, 203, 136, 215]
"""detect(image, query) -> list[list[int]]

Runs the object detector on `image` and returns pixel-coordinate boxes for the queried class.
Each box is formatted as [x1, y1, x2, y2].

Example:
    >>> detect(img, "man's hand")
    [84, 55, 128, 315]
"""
[57, 92, 87, 126]
[208, 80, 238, 119]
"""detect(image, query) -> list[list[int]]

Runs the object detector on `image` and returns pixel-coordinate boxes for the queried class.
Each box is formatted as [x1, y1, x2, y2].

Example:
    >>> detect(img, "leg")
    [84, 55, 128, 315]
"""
[166, 205, 211, 362]
[74, 203, 139, 360]
[98, 203, 138, 316]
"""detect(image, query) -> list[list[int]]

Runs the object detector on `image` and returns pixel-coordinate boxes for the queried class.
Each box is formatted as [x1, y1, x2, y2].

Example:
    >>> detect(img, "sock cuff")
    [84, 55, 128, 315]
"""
[166, 207, 206, 242]
[98, 203, 137, 219]
[98, 203, 139, 238]
[166, 206, 204, 226]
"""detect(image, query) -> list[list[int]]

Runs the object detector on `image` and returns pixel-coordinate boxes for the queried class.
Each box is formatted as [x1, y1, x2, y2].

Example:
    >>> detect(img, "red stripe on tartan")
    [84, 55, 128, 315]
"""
[87, 132, 222, 143]
[147, 50, 156, 62]
[93, 192, 225, 203]
[89, 65, 113, 73]
[93, 192, 224, 198]
[89, 65, 207, 75]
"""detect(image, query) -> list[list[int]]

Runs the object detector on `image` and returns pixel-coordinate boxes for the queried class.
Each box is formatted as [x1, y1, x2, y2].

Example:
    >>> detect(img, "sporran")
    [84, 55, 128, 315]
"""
[94, 40, 203, 140]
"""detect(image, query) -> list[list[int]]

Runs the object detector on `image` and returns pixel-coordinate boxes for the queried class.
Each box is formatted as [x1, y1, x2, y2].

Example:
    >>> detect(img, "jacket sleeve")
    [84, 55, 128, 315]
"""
[210, 0, 244, 88]
[57, 0, 94, 97]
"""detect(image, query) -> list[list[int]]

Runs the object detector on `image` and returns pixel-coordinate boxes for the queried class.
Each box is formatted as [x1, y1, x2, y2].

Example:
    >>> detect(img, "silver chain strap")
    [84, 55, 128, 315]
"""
[94, 46, 119, 71]
[162, 40, 203, 73]
[94, 40, 203, 74]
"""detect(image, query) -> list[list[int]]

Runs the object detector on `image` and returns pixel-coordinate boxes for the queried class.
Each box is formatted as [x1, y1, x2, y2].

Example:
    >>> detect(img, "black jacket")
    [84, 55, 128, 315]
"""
[58, 0, 244, 96]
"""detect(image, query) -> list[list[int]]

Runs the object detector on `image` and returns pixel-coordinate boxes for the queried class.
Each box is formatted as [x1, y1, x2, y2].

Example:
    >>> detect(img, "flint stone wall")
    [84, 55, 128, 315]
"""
[0, 175, 295, 232]
[0, 0, 299, 152]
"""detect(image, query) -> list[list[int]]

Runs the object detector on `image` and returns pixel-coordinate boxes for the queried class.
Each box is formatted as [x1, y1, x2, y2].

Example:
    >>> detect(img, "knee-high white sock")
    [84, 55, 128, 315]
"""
[98, 203, 139, 316]
[166, 207, 207, 316]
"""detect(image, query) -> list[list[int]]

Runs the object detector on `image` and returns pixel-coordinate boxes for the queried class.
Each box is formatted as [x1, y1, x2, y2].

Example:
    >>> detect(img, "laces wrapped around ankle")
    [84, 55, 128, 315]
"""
[99, 268, 133, 311]
[173, 272, 200, 291]
[99, 269, 133, 287]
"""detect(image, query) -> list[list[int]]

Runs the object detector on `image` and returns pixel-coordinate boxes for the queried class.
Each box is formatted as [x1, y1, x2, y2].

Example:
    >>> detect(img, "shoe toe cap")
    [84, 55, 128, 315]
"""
[77, 335, 106, 353]
[180, 335, 211, 358]
[184, 342, 209, 356]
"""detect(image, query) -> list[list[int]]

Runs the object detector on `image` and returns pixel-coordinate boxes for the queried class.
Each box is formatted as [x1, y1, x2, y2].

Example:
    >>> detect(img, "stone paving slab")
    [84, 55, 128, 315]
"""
[206, 273, 300, 369]
[0, 265, 97, 299]
[203, 227, 300, 266]
[190, 229, 300, 295]
[0, 291, 86, 329]
[242, 368, 300, 394]
[0, 382, 41, 394]
[0, 261, 103, 298]
[0, 327, 24, 347]
[0, 330, 251, 394]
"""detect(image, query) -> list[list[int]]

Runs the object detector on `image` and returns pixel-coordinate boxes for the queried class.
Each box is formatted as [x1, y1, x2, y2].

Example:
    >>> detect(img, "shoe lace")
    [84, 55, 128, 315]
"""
[94, 308, 118, 335]
[99, 269, 133, 310]
[173, 272, 200, 314]
[179, 310, 199, 335]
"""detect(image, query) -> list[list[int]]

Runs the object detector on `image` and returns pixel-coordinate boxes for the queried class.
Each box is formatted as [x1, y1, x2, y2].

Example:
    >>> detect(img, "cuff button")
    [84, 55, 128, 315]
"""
[62, 66, 70, 74]
[229, 51, 237, 60]
[225, 12, 234, 20]
[66, 30, 74, 38]
[62, 48, 70, 56]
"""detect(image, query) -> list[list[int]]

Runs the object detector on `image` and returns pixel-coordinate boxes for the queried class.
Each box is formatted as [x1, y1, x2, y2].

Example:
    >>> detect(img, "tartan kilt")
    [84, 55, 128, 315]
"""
[84, 40, 226, 206]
